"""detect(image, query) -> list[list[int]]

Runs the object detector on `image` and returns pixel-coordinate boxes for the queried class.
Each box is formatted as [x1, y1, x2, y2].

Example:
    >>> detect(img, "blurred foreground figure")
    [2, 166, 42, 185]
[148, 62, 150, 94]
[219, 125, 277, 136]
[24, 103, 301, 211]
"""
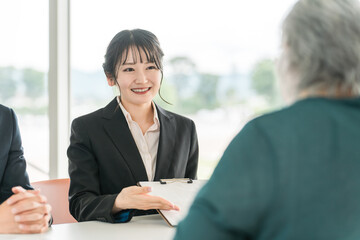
[175, 0, 360, 239]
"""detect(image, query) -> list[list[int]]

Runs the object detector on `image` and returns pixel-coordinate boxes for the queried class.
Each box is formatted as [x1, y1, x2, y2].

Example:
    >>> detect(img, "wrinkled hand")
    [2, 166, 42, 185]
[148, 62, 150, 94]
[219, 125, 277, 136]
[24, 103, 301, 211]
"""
[0, 186, 51, 234]
[112, 186, 179, 213]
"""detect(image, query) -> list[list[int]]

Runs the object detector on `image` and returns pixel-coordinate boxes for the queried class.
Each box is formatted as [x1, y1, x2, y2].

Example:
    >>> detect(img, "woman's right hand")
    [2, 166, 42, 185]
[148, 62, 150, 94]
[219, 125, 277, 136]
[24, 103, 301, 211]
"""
[112, 186, 179, 213]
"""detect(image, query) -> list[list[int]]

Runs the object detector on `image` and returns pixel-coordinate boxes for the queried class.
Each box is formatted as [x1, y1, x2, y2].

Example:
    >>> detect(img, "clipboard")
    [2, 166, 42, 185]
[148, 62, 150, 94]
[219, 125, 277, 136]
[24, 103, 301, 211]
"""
[138, 179, 207, 227]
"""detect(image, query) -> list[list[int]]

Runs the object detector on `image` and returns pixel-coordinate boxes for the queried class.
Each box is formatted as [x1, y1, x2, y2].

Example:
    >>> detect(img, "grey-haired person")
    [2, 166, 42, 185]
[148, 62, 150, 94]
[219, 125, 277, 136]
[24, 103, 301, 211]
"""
[175, 0, 360, 239]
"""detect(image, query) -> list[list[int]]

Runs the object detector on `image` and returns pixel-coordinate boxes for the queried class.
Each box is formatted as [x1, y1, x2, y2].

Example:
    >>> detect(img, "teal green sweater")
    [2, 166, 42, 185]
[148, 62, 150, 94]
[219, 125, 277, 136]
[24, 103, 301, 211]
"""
[175, 97, 360, 240]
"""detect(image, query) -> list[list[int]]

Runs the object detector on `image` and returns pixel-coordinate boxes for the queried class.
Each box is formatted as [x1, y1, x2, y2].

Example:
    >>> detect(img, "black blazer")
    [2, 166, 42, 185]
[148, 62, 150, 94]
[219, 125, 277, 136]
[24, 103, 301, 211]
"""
[0, 105, 32, 204]
[68, 98, 199, 222]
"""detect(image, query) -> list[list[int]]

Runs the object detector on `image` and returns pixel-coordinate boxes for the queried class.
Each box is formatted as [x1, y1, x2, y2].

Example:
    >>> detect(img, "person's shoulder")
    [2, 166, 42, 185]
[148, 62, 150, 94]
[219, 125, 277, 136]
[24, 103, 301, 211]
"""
[71, 108, 106, 130]
[72, 98, 118, 124]
[73, 108, 104, 122]
[252, 98, 314, 123]
[0, 104, 12, 115]
[156, 105, 195, 125]
[243, 98, 329, 136]
[0, 104, 16, 125]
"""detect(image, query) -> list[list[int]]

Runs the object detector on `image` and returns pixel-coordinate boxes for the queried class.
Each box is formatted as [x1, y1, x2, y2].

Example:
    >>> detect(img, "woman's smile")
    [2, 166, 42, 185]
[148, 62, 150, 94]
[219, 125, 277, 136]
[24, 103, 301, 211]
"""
[131, 87, 151, 94]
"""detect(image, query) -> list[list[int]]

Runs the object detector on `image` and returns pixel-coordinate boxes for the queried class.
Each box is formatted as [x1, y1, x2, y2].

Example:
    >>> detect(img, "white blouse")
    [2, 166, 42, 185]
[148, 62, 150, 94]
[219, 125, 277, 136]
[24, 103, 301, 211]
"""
[117, 97, 160, 181]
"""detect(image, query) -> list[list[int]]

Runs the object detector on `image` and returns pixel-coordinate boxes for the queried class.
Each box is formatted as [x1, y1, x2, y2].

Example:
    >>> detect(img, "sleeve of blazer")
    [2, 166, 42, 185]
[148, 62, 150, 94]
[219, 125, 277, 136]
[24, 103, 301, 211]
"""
[185, 120, 199, 180]
[67, 117, 118, 223]
[0, 108, 32, 204]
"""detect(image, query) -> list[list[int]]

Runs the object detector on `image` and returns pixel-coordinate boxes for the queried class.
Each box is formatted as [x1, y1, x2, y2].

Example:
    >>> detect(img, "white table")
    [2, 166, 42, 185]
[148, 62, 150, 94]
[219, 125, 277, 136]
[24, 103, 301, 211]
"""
[0, 215, 175, 240]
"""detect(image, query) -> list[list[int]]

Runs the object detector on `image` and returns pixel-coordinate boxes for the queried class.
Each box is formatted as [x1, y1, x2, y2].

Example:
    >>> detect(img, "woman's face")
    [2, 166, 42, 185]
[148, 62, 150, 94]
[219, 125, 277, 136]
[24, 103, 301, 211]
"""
[107, 48, 161, 109]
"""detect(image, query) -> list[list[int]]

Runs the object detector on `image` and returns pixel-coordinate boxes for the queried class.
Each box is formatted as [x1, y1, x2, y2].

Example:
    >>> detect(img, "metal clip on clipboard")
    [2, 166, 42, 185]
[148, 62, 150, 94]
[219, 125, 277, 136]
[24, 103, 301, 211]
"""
[159, 178, 193, 184]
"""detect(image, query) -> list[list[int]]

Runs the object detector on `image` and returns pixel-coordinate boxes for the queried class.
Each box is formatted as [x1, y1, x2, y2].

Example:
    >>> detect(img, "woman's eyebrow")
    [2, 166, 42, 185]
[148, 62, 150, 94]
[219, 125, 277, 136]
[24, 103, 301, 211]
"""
[123, 61, 153, 65]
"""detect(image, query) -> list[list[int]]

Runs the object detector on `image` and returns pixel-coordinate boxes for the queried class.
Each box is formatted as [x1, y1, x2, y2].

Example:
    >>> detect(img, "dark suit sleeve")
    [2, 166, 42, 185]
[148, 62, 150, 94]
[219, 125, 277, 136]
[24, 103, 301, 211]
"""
[67, 118, 118, 223]
[185, 120, 199, 180]
[0, 109, 32, 204]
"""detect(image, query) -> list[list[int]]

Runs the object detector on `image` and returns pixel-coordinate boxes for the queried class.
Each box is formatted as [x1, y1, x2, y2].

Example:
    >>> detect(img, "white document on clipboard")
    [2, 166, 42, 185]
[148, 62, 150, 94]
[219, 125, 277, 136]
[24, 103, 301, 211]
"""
[138, 179, 207, 227]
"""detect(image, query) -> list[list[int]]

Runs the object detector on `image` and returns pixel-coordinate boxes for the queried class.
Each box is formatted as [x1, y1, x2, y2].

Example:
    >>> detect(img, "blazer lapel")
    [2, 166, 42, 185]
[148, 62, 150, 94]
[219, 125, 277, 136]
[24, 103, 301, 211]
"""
[154, 105, 176, 180]
[102, 98, 148, 182]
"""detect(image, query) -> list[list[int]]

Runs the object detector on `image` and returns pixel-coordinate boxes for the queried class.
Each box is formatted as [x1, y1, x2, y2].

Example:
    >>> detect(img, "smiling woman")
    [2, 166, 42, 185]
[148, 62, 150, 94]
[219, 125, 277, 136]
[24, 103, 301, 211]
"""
[67, 29, 199, 223]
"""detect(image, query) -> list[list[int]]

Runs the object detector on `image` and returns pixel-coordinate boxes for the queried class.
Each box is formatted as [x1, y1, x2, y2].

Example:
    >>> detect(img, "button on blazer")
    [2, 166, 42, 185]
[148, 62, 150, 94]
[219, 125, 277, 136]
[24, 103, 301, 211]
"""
[0, 105, 32, 204]
[68, 98, 199, 222]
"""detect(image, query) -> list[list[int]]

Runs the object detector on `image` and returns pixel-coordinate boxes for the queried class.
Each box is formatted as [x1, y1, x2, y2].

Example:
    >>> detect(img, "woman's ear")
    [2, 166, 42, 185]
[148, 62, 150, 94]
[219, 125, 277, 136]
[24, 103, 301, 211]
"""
[106, 72, 116, 86]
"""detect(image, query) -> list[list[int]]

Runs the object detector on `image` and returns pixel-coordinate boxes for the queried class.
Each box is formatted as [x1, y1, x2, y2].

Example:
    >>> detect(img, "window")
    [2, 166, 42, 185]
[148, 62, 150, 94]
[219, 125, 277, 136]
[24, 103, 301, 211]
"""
[0, 0, 49, 181]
